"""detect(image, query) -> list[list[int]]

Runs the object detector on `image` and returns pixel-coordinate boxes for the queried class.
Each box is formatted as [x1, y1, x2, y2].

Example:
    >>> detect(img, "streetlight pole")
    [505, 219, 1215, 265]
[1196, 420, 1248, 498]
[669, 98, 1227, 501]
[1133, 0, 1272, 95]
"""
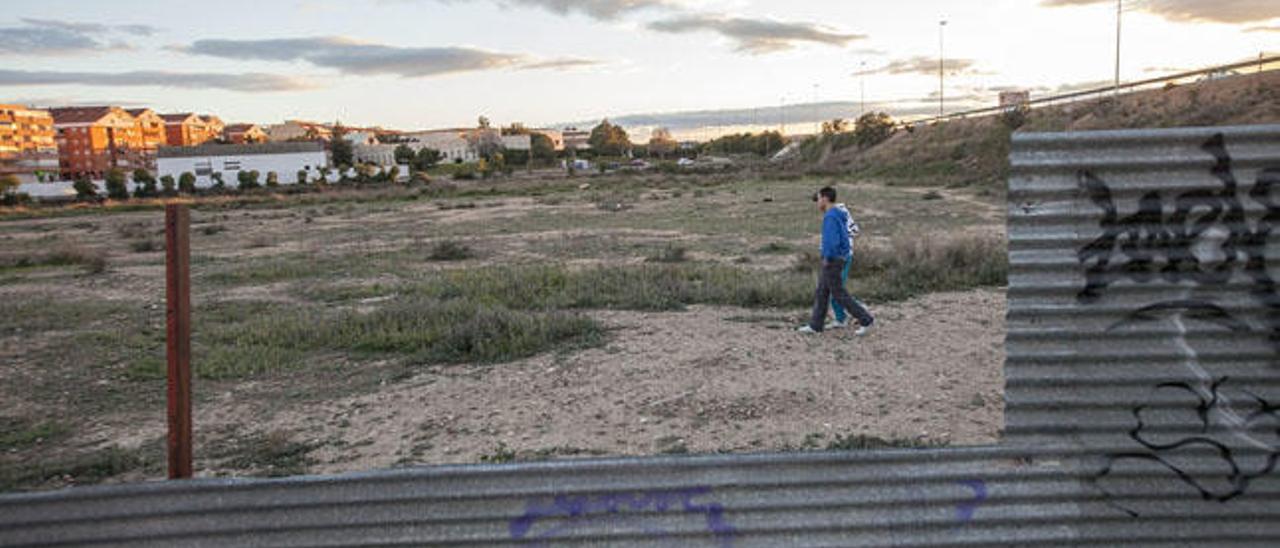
[812, 83, 820, 134]
[939, 19, 947, 118]
[1114, 0, 1122, 97]
[780, 96, 787, 135]
[859, 61, 867, 119]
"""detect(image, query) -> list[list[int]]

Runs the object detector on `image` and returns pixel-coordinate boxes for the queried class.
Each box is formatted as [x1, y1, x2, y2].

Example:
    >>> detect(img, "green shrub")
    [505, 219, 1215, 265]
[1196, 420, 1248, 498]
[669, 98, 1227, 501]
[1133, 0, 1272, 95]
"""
[645, 245, 688, 263]
[427, 240, 474, 261]
[73, 178, 98, 201]
[105, 169, 128, 200]
[178, 172, 197, 194]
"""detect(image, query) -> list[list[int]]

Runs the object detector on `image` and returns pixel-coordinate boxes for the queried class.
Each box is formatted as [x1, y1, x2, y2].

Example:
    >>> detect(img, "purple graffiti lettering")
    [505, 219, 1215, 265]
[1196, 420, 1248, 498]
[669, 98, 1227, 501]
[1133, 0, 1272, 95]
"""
[509, 486, 736, 547]
[955, 479, 988, 523]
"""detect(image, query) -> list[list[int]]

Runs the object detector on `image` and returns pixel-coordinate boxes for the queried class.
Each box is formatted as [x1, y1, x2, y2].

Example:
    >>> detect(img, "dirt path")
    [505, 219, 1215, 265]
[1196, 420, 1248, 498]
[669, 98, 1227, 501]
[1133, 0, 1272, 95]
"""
[213, 288, 1008, 474]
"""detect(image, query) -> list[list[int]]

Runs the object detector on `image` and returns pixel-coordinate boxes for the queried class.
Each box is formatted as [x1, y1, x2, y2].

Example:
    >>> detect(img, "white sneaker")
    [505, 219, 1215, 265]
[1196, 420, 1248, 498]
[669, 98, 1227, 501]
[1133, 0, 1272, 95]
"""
[796, 325, 819, 334]
[830, 319, 849, 329]
[854, 320, 874, 337]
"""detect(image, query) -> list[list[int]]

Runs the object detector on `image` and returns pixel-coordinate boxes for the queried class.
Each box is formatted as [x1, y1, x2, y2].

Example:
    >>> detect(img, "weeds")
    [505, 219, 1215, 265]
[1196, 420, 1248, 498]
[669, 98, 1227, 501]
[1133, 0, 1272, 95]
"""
[0, 419, 69, 450]
[826, 434, 948, 450]
[645, 245, 688, 263]
[247, 235, 273, 249]
[479, 441, 517, 464]
[1, 244, 106, 274]
[1, 443, 158, 492]
[427, 240, 474, 261]
[130, 239, 162, 253]
[212, 430, 317, 477]
[754, 242, 794, 255]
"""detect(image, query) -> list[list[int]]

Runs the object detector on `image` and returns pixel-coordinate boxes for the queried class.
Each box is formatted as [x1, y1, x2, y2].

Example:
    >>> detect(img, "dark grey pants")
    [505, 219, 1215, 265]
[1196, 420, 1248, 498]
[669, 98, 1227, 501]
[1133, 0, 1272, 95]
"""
[809, 257, 874, 332]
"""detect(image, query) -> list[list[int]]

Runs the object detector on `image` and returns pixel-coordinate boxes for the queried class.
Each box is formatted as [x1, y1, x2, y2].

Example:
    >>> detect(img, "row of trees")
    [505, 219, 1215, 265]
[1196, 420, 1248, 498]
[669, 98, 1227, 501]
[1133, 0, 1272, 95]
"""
[703, 131, 788, 156]
[67, 166, 379, 202]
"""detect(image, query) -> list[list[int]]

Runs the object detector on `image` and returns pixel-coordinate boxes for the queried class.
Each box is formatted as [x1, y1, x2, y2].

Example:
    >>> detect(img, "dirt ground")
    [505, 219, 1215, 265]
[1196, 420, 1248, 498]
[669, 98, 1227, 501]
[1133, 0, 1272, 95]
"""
[231, 291, 1004, 472]
[0, 173, 1006, 488]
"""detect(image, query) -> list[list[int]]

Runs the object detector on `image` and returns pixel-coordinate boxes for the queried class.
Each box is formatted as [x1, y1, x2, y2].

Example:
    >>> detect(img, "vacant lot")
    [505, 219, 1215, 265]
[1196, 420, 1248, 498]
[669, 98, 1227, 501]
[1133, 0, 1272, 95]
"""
[0, 172, 1006, 490]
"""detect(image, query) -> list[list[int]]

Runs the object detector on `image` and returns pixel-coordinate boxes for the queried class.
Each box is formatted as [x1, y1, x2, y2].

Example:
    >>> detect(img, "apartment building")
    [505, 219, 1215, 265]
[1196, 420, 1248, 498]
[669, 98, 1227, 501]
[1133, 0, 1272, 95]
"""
[51, 106, 147, 179]
[0, 104, 58, 183]
[126, 108, 165, 170]
[161, 113, 217, 147]
[265, 120, 332, 142]
[562, 127, 591, 151]
[224, 124, 268, 144]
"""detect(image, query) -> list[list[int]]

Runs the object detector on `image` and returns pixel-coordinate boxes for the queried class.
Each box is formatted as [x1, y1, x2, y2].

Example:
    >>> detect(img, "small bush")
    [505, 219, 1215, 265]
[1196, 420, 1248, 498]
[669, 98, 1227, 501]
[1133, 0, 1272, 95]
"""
[427, 240, 474, 261]
[826, 434, 947, 450]
[130, 239, 162, 253]
[201, 225, 228, 236]
[646, 245, 688, 263]
[1000, 105, 1029, 130]
[247, 235, 273, 249]
[922, 190, 944, 201]
[754, 242, 794, 255]
[479, 441, 517, 464]
[73, 178, 98, 201]
[4, 245, 108, 274]
[117, 222, 151, 240]
[104, 169, 128, 201]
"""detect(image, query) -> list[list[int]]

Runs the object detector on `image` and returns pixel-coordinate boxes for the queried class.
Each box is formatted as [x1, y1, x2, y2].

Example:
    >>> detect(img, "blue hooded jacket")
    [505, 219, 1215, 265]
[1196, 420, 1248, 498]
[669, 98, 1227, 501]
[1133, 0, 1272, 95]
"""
[820, 206, 851, 260]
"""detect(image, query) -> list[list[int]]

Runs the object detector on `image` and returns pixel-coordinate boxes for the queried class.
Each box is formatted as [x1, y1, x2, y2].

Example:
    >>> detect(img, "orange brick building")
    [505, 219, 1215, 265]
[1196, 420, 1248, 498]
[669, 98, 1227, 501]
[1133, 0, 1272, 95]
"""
[0, 104, 58, 183]
[127, 108, 165, 170]
[51, 106, 148, 179]
[223, 123, 268, 144]
[161, 113, 217, 147]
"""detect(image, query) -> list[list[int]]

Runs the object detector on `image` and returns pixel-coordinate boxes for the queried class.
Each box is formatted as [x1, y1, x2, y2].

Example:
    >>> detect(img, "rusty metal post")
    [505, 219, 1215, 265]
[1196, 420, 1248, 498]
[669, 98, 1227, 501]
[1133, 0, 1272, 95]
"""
[165, 204, 193, 479]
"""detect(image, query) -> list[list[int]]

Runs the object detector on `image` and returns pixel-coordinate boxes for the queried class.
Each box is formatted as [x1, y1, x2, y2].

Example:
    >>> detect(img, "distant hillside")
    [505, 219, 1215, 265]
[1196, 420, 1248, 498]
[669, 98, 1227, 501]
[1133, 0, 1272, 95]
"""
[815, 69, 1280, 191]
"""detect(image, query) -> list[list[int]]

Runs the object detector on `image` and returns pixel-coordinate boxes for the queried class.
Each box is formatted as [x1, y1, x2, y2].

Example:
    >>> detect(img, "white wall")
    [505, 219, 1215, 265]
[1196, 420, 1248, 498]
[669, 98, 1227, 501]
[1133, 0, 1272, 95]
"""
[401, 132, 478, 163]
[353, 144, 397, 167]
[158, 150, 328, 188]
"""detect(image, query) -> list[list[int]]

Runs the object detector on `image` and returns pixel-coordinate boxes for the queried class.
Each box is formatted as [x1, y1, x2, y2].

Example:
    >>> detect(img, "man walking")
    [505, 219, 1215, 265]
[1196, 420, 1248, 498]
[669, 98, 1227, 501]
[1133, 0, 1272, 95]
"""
[829, 200, 860, 329]
[798, 186, 874, 335]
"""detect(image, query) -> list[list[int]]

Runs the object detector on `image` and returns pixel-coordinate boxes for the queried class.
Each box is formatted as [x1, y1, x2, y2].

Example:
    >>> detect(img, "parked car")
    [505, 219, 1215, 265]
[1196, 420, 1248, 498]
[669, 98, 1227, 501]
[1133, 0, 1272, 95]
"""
[1198, 69, 1240, 82]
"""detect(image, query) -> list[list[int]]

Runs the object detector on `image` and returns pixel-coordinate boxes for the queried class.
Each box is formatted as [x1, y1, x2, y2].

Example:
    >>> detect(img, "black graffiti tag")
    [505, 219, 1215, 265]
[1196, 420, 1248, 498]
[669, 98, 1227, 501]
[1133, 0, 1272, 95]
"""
[1077, 134, 1280, 516]
[1076, 133, 1280, 352]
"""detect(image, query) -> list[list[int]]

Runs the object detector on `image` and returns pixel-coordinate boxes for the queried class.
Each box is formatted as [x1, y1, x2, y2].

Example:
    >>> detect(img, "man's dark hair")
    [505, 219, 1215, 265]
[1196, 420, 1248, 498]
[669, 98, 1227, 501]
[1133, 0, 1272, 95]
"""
[816, 186, 837, 202]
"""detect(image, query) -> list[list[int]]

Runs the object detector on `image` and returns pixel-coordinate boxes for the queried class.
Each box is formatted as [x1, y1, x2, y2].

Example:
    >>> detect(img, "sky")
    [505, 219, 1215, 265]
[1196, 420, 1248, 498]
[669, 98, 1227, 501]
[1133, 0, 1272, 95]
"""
[2, 0, 1277, 138]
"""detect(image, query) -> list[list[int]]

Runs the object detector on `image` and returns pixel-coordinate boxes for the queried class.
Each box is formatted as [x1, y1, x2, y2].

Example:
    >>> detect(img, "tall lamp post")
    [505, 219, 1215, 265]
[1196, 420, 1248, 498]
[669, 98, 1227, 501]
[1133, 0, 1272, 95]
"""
[859, 61, 867, 119]
[1114, 0, 1122, 97]
[939, 19, 947, 119]
[812, 83, 820, 135]
[779, 96, 787, 135]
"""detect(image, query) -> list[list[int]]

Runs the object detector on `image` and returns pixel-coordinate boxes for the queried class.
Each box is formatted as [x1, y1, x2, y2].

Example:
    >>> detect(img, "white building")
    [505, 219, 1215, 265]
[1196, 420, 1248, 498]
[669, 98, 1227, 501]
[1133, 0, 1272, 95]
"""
[562, 127, 591, 151]
[400, 129, 479, 163]
[500, 134, 531, 151]
[531, 129, 564, 151]
[265, 120, 331, 142]
[157, 142, 327, 188]
[343, 131, 378, 146]
[353, 143, 398, 167]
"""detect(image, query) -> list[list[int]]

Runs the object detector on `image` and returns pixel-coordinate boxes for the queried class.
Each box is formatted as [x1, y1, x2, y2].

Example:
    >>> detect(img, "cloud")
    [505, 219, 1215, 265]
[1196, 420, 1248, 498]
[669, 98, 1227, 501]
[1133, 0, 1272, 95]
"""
[1041, 0, 1280, 24]
[177, 36, 597, 77]
[0, 69, 315, 92]
[21, 17, 161, 36]
[429, 0, 673, 20]
[0, 18, 158, 55]
[647, 14, 865, 54]
[0, 26, 102, 55]
[856, 56, 985, 76]
[517, 57, 604, 70]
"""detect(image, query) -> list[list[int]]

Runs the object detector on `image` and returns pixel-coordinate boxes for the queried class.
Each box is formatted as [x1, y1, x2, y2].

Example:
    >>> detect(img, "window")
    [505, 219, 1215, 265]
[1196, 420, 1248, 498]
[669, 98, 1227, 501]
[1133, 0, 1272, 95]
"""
[224, 161, 241, 171]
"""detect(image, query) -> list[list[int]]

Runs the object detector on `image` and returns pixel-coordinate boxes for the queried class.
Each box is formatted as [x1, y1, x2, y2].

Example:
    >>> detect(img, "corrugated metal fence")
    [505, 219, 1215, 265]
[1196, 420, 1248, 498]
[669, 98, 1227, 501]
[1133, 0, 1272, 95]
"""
[2, 124, 1277, 546]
